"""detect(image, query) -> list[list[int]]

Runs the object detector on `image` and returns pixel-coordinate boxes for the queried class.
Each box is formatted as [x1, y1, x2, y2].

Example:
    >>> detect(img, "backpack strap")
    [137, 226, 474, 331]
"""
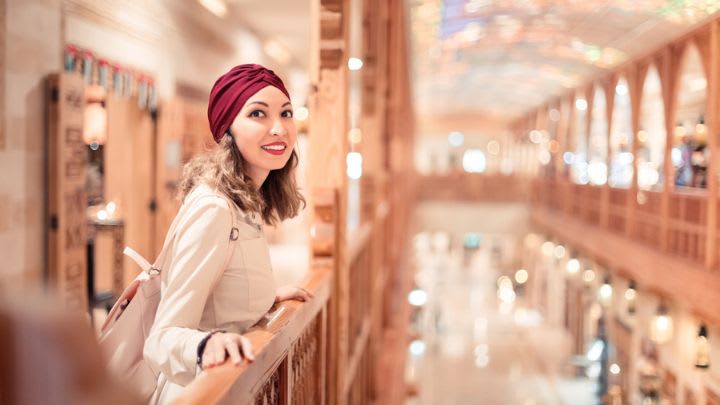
[122, 190, 240, 277]
[153, 191, 240, 273]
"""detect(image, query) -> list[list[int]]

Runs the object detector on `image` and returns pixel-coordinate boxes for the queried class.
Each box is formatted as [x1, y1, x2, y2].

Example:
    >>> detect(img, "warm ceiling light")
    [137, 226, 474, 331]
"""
[348, 128, 362, 144]
[346, 152, 363, 179]
[529, 130, 542, 143]
[487, 140, 500, 155]
[408, 289, 428, 306]
[541, 241, 554, 256]
[616, 83, 628, 95]
[575, 98, 588, 111]
[264, 40, 291, 65]
[549, 109, 560, 122]
[198, 0, 228, 17]
[566, 258, 580, 274]
[294, 106, 309, 121]
[448, 131, 464, 147]
[348, 57, 364, 71]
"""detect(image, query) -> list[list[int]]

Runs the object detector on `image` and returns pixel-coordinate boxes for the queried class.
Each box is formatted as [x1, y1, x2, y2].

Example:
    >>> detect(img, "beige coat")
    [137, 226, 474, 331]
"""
[144, 184, 276, 404]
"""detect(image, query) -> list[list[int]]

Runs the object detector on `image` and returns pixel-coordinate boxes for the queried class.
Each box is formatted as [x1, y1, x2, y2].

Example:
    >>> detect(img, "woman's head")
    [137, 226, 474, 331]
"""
[228, 85, 297, 185]
[179, 64, 305, 225]
[208, 64, 297, 183]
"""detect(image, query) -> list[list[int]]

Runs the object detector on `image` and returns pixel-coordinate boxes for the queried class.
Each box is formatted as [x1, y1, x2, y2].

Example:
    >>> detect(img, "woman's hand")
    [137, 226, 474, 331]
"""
[274, 285, 314, 303]
[202, 332, 254, 369]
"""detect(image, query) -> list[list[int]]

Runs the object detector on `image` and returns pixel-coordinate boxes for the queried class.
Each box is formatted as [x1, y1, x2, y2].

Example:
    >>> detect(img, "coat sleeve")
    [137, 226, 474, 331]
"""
[144, 195, 232, 385]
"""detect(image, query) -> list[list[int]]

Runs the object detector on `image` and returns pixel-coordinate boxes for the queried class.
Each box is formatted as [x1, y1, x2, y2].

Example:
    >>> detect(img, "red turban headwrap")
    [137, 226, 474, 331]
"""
[207, 64, 291, 143]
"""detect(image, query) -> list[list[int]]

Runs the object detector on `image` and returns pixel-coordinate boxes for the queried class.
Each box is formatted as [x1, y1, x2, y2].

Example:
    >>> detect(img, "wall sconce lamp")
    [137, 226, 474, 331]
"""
[566, 255, 580, 274]
[650, 303, 673, 344]
[625, 280, 637, 315]
[695, 324, 710, 369]
[83, 85, 107, 150]
[598, 276, 613, 307]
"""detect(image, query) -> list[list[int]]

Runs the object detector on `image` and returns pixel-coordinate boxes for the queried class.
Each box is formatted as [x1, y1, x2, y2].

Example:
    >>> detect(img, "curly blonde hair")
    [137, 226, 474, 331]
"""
[178, 134, 305, 225]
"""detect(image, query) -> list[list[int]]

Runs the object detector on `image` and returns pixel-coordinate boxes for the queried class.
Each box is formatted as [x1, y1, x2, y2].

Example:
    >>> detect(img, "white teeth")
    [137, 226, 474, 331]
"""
[262, 145, 286, 151]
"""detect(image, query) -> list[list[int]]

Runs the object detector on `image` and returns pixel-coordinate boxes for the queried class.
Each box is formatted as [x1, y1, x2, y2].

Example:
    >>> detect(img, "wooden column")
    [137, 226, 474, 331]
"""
[309, 0, 350, 403]
[704, 22, 719, 270]
[627, 65, 643, 238]
[359, 0, 389, 400]
[105, 95, 156, 287]
[555, 98, 569, 182]
[154, 99, 184, 254]
[601, 78, 615, 229]
[46, 73, 88, 312]
[565, 93, 578, 212]
[660, 47, 676, 252]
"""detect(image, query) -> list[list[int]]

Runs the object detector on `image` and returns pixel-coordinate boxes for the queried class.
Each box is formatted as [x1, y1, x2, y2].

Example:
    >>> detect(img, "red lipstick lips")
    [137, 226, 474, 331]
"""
[261, 141, 287, 156]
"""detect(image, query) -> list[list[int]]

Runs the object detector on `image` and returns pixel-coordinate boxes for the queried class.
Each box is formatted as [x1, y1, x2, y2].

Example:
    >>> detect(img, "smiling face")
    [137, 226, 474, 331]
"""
[229, 85, 296, 188]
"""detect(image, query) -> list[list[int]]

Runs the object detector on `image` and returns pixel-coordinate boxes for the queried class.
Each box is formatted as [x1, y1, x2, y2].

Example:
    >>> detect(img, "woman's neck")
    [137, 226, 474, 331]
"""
[246, 167, 269, 190]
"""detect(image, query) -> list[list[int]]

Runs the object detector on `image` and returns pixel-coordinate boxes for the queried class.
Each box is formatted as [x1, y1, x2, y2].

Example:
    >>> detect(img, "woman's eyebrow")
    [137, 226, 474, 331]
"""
[247, 101, 292, 108]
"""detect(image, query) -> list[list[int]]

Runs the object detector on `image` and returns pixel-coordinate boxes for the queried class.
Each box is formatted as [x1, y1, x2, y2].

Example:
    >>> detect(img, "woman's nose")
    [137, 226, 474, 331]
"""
[270, 120, 288, 136]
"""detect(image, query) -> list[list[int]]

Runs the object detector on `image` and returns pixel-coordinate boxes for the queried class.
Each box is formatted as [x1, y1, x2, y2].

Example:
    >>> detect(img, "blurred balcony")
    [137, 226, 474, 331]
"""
[531, 178, 720, 326]
[416, 172, 532, 202]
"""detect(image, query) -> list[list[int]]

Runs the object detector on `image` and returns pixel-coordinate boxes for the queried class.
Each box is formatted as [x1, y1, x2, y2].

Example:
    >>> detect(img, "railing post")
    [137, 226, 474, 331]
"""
[310, 0, 351, 401]
[704, 22, 719, 270]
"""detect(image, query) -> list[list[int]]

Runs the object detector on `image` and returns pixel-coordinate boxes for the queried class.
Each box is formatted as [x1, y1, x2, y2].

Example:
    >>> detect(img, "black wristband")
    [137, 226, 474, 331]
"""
[196, 329, 226, 370]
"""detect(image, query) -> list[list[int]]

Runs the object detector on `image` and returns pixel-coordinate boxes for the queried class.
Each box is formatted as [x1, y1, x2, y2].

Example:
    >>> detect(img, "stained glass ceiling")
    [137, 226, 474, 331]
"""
[410, 0, 720, 121]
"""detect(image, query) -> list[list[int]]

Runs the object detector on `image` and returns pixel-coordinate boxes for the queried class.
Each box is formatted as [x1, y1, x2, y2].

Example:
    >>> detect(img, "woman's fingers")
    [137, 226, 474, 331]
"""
[225, 336, 243, 365]
[297, 287, 314, 301]
[202, 341, 219, 369]
[202, 333, 256, 369]
[239, 335, 255, 362]
[204, 335, 228, 368]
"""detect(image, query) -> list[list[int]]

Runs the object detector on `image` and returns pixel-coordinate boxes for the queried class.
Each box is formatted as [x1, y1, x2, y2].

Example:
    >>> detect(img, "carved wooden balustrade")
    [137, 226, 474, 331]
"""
[416, 172, 532, 201]
[173, 265, 331, 405]
[632, 189, 663, 248]
[667, 189, 707, 263]
[532, 178, 712, 266]
[608, 187, 628, 233]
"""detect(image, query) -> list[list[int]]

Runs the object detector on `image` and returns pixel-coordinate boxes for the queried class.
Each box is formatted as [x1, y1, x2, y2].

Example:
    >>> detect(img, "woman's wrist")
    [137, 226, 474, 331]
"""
[196, 329, 226, 370]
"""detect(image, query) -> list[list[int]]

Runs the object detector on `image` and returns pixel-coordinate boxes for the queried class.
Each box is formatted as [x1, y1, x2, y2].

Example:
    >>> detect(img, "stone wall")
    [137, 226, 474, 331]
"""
[0, 0, 63, 285]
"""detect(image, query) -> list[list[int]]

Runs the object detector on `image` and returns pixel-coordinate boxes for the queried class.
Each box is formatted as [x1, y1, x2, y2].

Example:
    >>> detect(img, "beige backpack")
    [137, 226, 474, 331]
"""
[98, 192, 238, 400]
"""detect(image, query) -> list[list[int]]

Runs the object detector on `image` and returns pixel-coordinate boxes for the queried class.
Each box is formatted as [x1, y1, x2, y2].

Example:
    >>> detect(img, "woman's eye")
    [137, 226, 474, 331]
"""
[249, 110, 266, 118]
[282, 110, 294, 118]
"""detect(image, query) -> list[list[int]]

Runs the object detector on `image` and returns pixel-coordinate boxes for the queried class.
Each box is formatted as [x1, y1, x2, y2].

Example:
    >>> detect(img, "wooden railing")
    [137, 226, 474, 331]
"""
[667, 189, 707, 262]
[416, 172, 531, 201]
[633, 189, 663, 248]
[174, 265, 331, 405]
[608, 187, 628, 233]
[533, 178, 712, 266]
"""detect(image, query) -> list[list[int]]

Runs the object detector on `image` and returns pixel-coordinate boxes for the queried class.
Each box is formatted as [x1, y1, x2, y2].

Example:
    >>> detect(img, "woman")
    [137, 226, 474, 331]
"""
[144, 64, 311, 404]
